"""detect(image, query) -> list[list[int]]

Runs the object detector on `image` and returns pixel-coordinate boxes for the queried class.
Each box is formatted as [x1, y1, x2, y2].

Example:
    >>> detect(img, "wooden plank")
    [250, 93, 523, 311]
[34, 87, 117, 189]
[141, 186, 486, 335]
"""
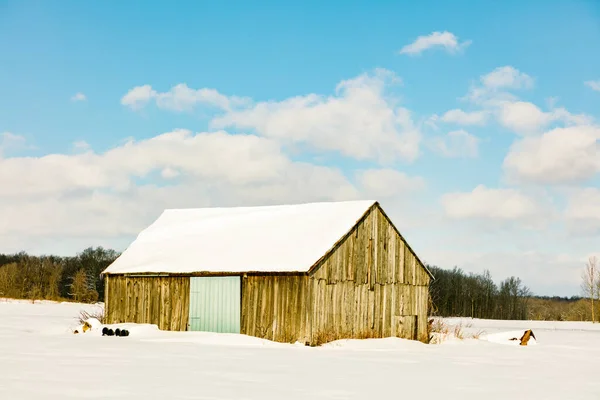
[358, 222, 365, 283]
[242, 277, 251, 336]
[354, 220, 364, 285]
[173, 277, 182, 331]
[383, 284, 392, 337]
[272, 275, 279, 339]
[403, 245, 411, 284]
[346, 230, 354, 282]
[371, 210, 378, 288]
[387, 224, 395, 284]
[164, 278, 173, 330]
[295, 277, 304, 342]
[181, 277, 190, 331]
[352, 284, 360, 337]
[250, 277, 258, 337]
[306, 277, 313, 345]
[411, 254, 417, 286]
[284, 276, 292, 342]
[374, 284, 382, 337]
[376, 210, 385, 285]
[397, 238, 404, 284]
[344, 282, 354, 337]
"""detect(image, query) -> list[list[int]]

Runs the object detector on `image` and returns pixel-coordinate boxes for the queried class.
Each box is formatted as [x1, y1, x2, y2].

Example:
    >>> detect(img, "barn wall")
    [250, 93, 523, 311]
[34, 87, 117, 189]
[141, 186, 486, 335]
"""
[104, 275, 190, 331]
[241, 275, 310, 343]
[309, 206, 431, 345]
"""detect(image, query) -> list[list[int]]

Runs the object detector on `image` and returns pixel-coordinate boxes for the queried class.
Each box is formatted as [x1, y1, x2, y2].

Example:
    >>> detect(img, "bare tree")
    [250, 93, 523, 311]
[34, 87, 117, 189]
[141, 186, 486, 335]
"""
[69, 269, 89, 302]
[581, 256, 599, 323]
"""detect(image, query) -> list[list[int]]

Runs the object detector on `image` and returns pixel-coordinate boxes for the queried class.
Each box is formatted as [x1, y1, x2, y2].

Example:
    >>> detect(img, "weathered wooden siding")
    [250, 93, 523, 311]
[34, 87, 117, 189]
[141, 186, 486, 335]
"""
[104, 275, 190, 331]
[241, 275, 310, 343]
[309, 205, 430, 344]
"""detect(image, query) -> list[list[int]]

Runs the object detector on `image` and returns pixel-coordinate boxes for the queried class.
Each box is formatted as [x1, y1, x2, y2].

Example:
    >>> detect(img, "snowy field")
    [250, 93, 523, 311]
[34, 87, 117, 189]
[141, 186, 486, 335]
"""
[2, 300, 600, 399]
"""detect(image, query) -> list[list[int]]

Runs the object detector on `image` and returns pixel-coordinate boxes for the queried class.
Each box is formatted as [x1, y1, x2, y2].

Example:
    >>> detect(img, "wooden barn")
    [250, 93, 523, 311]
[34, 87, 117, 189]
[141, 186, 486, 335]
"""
[101, 200, 433, 345]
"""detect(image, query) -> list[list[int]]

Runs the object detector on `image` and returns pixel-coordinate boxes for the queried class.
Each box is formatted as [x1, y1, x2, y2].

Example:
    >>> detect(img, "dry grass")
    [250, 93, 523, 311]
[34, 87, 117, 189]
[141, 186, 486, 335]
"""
[428, 318, 485, 344]
[470, 329, 486, 340]
[429, 318, 449, 336]
[76, 305, 105, 325]
[453, 323, 465, 340]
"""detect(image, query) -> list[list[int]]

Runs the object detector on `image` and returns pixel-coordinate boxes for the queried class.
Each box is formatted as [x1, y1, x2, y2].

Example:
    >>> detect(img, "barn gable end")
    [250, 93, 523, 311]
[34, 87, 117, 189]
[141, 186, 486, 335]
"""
[307, 204, 431, 344]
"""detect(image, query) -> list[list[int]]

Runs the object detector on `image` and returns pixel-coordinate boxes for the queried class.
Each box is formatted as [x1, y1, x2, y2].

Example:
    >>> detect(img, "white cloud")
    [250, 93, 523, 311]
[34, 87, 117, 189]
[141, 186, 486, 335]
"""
[546, 96, 560, 108]
[550, 107, 595, 126]
[121, 85, 156, 110]
[71, 92, 87, 102]
[121, 83, 250, 111]
[497, 101, 551, 134]
[585, 80, 600, 92]
[161, 167, 180, 179]
[461, 67, 593, 136]
[464, 66, 534, 106]
[0, 130, 295, 198]
[0, 129, 362, 242]
[429, 129, 479, 158]
[481, 66, 534, 90]
[440, 109, 488, 126]
[440, 185, 550, 227]
[1, 131, 25, 145]
[211, 69, 421, 164]
[355, 169, 425, 199]
[72, 140, 90, 152]
[120, 71, 421, 165]
[497, 101, 594, 135]
[398, 31, 471, 55]
[565, 188, 600, 235]
[503, 125, 600, 185]
[0, 132, 27, 156]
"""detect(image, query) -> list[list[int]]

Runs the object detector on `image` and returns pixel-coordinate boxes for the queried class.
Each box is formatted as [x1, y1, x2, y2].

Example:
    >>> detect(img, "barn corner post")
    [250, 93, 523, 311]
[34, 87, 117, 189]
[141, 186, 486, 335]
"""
[102, 273, 118, 325]
[240, 274, 246, 335]
[103, 273, 109, 323]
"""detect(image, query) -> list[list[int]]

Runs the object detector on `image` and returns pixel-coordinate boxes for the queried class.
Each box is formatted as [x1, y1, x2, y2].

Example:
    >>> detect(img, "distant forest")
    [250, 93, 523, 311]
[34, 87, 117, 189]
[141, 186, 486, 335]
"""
[0, 247, 118, 303]
[426, 265, 591, 321]
[0, 247, 593, 321]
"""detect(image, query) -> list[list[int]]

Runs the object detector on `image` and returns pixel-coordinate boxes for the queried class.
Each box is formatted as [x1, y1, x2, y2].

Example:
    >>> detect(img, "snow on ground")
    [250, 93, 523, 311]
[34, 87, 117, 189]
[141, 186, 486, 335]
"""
[2, 300, 600, 399]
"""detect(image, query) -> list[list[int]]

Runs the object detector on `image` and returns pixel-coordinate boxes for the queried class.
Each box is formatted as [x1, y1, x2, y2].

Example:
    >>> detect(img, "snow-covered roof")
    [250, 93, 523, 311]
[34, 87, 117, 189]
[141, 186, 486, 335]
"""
[102, 200, 378, 275]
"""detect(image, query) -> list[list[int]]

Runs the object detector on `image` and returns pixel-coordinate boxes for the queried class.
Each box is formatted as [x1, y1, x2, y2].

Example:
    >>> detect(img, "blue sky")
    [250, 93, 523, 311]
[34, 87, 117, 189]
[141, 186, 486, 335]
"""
[1, 0, 599, 296]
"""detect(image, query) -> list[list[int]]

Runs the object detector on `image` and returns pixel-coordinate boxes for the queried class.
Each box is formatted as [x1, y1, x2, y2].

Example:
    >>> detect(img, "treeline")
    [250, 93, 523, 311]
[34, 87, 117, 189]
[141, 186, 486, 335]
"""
[427, 265, 597, 321]
[0, 249, 594, 322]
[428, 265, 532, 320]
[0, 247, 119, 303]
[527, 296, 593, 321]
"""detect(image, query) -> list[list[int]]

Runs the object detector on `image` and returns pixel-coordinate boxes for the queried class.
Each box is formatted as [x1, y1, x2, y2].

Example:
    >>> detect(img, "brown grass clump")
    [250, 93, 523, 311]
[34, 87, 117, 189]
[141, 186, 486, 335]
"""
[453, 323, 465, 340]
[470, 329, 486, 340]
[428, 318, 485, 344]
[76, 305, 105, 325]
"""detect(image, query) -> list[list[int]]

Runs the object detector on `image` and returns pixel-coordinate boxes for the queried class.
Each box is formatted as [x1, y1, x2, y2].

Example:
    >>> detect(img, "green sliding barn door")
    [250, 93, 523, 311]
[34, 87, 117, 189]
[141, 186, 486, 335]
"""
[188, 276, 241, 333]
